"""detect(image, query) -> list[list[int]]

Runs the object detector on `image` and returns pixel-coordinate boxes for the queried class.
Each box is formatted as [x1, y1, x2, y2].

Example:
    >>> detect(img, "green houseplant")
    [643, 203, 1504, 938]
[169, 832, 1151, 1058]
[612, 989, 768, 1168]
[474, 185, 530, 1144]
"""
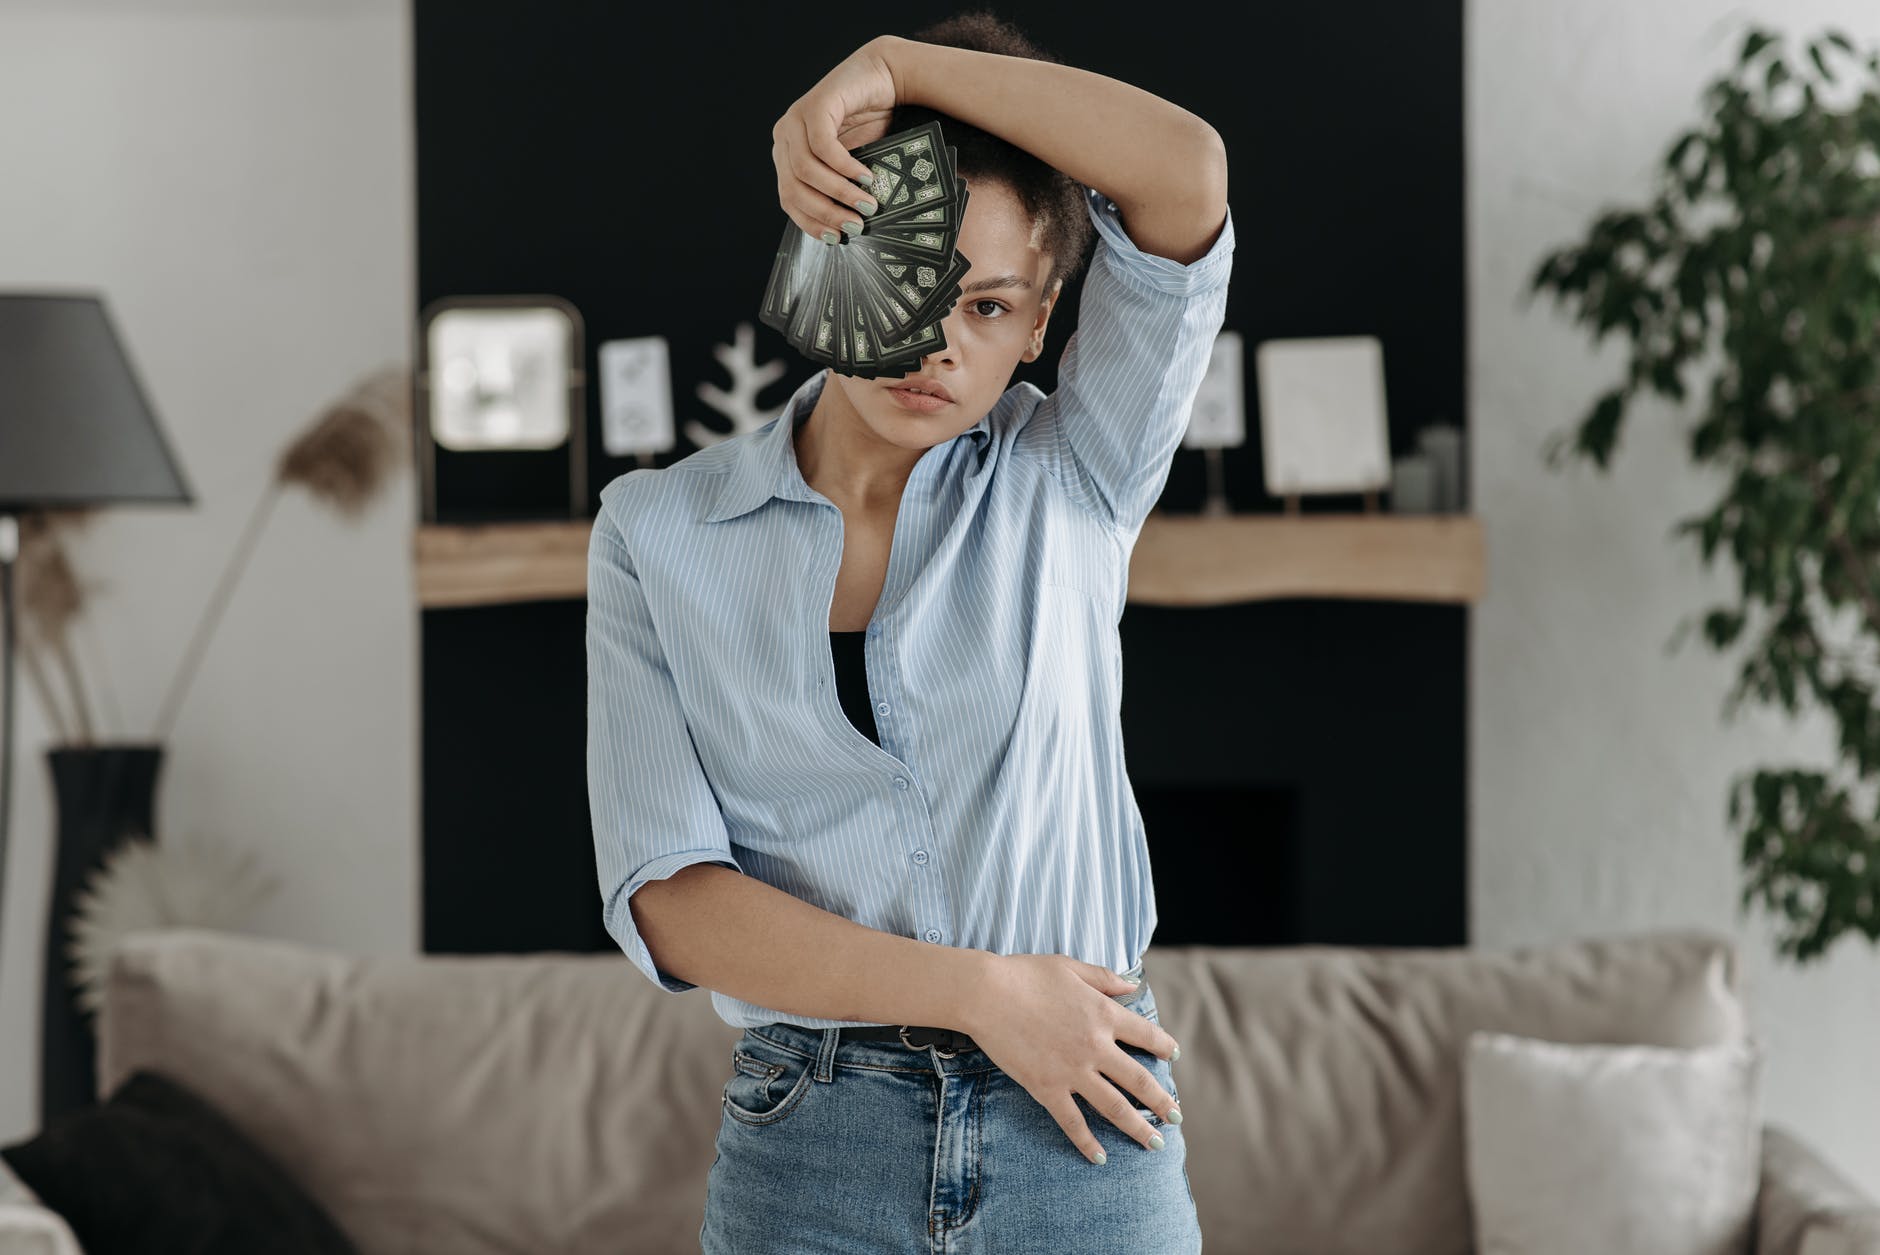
[1528, 25, 1880, 963]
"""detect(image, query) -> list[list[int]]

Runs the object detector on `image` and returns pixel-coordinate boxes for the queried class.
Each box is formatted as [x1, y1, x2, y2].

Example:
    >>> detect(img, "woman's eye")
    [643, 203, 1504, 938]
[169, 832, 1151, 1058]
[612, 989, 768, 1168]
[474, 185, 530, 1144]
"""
[971, 299, 1008, 319]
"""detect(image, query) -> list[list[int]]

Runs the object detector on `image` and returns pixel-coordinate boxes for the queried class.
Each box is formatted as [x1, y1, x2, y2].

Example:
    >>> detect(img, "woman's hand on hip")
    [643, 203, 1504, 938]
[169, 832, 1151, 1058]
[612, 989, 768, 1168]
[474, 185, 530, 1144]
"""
[959, 953, 1182, 1164]
[772, 36, 900, 241]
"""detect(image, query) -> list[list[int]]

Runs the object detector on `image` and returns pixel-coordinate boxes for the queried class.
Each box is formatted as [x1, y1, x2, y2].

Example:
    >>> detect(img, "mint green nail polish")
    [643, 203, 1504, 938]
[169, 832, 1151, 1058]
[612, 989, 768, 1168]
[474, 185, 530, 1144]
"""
[1171, 1043, 1181, 1062]
[855, 199, 878, 216]
[820, 229, 840, 245]
[1148, 1132, 1165, 1151]
[841, 219, 863, 237]
[1166, 1105, 1182, 1125]
[1093, 1149, 1107, 1165]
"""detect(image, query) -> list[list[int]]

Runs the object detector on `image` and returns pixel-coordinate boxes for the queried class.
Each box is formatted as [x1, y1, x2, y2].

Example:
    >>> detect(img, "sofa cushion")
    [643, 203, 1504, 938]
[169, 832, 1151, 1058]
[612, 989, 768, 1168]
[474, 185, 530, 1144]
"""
[1, 1069, 360, 1255]
[1139, 929, 1743, 1255]
[97, 928, 742, 1255]
[1462, 1030, 1762, 1255]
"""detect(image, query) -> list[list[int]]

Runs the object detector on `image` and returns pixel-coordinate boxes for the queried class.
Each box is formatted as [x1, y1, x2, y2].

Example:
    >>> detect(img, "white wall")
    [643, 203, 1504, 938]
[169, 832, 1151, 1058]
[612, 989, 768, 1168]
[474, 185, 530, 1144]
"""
[1472, 0, 1880, 1195]
[0, 0, 414, 1139]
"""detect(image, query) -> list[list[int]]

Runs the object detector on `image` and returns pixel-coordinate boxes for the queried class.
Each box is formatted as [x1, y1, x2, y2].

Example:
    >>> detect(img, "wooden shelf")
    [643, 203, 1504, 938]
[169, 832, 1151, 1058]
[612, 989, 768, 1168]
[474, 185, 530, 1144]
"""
[1127, 510, 1485, 606]
[413, 511, 1486, 610]
[414, 520, 592, 610]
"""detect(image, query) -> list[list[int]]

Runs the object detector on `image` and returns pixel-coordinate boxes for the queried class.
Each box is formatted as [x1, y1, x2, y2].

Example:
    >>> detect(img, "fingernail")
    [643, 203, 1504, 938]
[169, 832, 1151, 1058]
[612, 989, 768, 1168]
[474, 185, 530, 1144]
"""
[1171, 1043, 1181, 1062]
[855, 199, 878, 216]
[1119, 972, 1140, 985]
[1148, 1132, 1165, 1151]
[820, 229, 840, 245]
[1166, 1104, 1183, 1125]
[1092, 1149, 1107, 1165]
[841, 219, 863, 237]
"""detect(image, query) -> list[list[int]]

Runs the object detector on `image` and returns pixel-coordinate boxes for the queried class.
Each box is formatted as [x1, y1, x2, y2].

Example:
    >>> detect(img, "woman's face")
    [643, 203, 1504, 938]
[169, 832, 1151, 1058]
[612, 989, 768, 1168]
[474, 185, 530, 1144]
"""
[826, 176, 1061, 450]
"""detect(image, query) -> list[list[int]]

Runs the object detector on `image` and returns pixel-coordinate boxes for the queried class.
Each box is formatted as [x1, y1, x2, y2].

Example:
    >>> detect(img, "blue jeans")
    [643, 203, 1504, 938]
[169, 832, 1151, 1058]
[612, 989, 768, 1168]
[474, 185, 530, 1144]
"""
[700, 960, 1201, 1253]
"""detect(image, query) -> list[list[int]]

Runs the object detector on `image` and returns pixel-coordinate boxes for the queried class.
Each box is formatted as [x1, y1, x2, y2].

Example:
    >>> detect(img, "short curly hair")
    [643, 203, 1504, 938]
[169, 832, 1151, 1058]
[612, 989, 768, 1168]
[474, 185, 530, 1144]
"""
[885, 11, 1095, 296]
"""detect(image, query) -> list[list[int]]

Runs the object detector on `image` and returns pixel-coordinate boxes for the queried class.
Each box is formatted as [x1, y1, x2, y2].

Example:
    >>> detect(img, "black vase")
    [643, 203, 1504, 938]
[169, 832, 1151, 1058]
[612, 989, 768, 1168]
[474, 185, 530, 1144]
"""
[40, 744, 163, 1126]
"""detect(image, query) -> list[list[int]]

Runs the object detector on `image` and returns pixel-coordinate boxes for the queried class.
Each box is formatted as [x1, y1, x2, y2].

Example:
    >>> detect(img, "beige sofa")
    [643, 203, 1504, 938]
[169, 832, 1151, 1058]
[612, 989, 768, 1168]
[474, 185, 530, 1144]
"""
[3, 926, 1877, 1254]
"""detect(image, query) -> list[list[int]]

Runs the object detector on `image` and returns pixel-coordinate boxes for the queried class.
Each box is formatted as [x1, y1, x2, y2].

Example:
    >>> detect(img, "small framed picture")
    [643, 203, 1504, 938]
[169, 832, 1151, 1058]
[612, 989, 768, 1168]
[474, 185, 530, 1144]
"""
[416, 294, 587, 522]
[1255, 335, 1390, 498]
[597, 335, 676, 461]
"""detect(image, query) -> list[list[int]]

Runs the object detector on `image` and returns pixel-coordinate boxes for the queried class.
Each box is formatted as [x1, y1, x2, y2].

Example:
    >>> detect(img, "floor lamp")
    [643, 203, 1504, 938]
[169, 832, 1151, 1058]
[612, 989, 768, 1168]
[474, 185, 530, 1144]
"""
[0, 292, 193, 1082]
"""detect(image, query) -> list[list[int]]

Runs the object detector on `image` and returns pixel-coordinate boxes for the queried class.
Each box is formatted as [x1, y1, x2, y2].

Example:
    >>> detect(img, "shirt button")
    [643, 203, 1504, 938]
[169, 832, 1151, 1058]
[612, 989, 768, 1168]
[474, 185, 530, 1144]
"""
[923, 928, 941, 943]
[893, 776, 909, 790]
[912, 849, 928, 865]
[876, 701, 891, 716]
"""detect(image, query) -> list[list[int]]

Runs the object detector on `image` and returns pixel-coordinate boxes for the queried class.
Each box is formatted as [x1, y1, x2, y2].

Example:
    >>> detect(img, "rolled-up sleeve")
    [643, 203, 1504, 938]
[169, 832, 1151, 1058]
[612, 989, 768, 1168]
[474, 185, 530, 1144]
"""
[587, 489, 743, 993]
[1016, 187, 1236, 540]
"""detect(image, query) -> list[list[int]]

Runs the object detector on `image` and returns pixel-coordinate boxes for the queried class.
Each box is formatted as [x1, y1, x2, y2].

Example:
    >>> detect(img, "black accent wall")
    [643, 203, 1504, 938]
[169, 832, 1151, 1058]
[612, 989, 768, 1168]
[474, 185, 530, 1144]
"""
[416, 2, 1467, 954]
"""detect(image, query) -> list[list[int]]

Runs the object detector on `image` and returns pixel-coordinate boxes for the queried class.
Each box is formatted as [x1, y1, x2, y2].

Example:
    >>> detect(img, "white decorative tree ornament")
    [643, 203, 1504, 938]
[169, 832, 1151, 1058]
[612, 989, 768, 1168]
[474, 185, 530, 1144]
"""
[686, 321, 788, 448]
[64, 830, 280, 1017]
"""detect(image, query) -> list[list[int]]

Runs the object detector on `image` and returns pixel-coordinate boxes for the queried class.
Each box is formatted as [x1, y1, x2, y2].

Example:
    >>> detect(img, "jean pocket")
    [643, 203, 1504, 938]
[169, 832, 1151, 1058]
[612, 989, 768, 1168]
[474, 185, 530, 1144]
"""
[1118, 1042, 1179, 1126]
[1119, 985, 1177, 1123]
[722, 1034, 816, 1127]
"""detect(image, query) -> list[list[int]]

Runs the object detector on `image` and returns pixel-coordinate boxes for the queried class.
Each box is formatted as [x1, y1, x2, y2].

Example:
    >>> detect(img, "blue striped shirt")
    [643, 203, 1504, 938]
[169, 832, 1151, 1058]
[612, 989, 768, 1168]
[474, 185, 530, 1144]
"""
[588, 187, 1235, 1029]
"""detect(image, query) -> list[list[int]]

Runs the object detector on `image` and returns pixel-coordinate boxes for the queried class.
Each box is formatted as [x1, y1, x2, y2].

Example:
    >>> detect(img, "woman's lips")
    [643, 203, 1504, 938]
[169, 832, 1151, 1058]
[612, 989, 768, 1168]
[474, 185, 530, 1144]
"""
[884, 384, 953, 413]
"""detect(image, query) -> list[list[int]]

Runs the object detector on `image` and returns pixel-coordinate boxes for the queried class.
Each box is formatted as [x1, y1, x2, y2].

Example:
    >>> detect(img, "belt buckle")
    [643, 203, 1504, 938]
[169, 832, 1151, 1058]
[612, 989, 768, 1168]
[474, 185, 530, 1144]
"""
[898, 1024, 963, 1058]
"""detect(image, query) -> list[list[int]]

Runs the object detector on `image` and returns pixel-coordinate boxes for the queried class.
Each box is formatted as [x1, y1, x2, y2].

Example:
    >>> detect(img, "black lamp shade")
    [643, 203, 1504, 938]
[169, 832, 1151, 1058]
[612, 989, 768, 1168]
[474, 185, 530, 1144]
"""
[0, 292, 192, 512]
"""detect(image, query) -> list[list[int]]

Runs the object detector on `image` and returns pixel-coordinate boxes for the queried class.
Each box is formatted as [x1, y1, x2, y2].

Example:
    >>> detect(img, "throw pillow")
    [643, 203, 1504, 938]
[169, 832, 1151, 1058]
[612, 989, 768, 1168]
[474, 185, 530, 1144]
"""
[1462, 1029, 1762, 1255]
[0, 1068, 360, 1255]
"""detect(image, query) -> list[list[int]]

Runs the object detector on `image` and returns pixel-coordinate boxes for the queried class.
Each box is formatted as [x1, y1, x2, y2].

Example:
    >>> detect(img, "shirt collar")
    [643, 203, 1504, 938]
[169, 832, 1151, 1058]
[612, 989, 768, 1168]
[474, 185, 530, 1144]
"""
[702, 370, 992, 524]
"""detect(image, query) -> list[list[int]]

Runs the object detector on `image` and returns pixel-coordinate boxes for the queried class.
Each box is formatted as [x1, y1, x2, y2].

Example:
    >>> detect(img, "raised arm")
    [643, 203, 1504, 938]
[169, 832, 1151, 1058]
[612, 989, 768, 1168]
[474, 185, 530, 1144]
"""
[771, 34, 1227, 267]
[878, 34, 1227, 265]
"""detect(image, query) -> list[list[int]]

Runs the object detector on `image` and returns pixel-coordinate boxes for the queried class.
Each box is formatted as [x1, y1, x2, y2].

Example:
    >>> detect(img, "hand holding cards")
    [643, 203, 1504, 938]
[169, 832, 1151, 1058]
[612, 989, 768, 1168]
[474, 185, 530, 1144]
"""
[760, 120, 972, 380]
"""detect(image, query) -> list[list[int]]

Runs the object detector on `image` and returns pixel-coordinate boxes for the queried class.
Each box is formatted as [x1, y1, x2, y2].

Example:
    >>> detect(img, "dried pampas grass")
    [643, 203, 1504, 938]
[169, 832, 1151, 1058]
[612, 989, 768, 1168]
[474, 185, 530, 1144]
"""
[153, 362, 411, 740]
[16, 512, 103, 744]
[275, 364, 409, 519]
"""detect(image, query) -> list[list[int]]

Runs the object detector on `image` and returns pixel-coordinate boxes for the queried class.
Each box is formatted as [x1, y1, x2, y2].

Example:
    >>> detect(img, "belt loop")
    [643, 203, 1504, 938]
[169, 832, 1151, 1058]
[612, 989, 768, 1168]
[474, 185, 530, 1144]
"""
[815, 1025, 840, 1082]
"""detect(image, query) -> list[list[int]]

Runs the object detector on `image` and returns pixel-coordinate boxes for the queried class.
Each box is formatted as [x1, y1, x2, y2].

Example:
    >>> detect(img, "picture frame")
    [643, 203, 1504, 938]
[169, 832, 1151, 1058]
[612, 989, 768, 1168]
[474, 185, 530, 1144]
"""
[1255, 335, 1390, 499]
[415, 294, 587, 523]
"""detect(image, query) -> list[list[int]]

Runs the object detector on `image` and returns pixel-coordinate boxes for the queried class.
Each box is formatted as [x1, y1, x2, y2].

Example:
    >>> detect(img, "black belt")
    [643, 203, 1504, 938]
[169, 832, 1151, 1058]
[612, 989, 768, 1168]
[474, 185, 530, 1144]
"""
[837, 1023, 985, 1057]
[837, 972, 1147, 1059]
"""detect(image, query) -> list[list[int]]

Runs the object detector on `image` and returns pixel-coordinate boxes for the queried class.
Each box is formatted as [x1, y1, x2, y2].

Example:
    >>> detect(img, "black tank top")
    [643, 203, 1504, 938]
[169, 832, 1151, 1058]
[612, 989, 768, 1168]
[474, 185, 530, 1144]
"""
[829, 630, 880, 746]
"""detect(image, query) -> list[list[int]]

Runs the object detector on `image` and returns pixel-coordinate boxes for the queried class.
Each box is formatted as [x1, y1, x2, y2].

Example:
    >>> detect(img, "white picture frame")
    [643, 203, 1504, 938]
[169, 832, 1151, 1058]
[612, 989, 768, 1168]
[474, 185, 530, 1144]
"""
[1255, 335, 1390, 497]
[426, 303, 575, 452]
[598, 335, 676, 457]
[414, 293, 587, 521]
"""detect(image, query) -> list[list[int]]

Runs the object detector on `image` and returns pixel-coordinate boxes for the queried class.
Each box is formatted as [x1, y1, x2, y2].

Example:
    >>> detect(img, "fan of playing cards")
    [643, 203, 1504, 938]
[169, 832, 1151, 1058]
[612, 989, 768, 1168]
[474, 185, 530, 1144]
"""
[760, 119, 972, 380]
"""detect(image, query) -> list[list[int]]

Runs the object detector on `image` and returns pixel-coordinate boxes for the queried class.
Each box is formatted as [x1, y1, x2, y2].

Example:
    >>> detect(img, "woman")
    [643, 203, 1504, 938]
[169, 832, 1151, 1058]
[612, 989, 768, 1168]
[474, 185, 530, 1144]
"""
[587, 12, 1232, 1251]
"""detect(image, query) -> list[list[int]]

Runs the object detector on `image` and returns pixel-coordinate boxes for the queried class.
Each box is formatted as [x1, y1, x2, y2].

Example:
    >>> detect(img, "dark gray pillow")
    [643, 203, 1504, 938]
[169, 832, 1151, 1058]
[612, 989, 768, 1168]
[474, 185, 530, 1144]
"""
[0, 1069, 359, 1255]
